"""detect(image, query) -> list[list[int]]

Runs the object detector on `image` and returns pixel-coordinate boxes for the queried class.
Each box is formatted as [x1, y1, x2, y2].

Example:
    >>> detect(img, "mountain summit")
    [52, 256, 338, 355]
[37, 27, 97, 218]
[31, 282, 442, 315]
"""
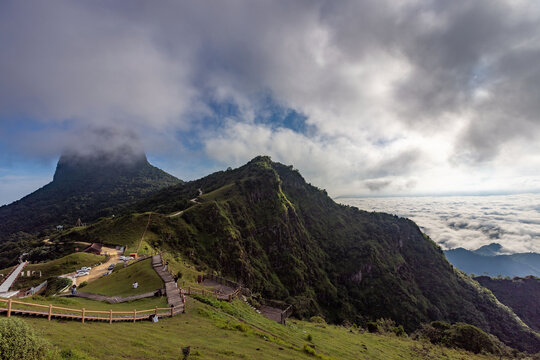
[0, 150, 180, 249]
[124, 156, 539, 352]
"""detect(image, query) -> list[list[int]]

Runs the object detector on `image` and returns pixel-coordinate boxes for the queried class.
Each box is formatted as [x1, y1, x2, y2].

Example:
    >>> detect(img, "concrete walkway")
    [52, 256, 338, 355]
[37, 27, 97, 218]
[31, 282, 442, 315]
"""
[0, 261, 27, 293]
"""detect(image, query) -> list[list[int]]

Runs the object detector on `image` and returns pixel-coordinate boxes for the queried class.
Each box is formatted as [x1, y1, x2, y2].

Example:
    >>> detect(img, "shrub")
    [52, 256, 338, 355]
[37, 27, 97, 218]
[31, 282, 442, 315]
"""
[43, 277, 72, 296]
[414, 321, 503, 355]
[0, 317, 49, 360]
[366, 321, 380, 333]
[445, 323, 501, 354]
[233, 322, 249, 333]
[78, 281, 88, 288]
[393, 325, 406, 337]
[59, 348, 95, 359]
[303, 344, 316, 356]
[309, 316, 326, 324]
[306, 334, 313, 342]
[376, 318, 397, 333]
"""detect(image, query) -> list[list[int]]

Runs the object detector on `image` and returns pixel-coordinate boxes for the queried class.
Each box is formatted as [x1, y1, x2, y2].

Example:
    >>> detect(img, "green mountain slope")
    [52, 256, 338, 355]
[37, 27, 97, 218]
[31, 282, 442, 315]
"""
[475, 276, 540, 332]
[0, 152, 180, 266]
[62, 156, 540, 352]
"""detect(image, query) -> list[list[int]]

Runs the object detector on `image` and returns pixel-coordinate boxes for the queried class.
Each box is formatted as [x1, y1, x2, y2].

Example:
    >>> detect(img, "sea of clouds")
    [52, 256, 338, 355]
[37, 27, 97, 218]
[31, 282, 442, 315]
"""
[340, 194, 540, 254]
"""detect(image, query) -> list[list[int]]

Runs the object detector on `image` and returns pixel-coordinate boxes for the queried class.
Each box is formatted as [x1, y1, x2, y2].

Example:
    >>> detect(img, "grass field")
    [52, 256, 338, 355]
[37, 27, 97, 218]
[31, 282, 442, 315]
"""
[82, 258, 163, 297]
[15, 295, 500, 360]
[9, 253, 106, 289]
[58, 213, 162, 256]
[161, 251, 203, 287]
[0, 265, 14, 278]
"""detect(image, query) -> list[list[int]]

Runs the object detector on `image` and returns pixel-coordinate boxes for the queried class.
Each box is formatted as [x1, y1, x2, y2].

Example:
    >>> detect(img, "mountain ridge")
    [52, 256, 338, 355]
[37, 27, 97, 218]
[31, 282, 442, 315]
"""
[62, 155, 540, 352]
[444, 244, 540, 277]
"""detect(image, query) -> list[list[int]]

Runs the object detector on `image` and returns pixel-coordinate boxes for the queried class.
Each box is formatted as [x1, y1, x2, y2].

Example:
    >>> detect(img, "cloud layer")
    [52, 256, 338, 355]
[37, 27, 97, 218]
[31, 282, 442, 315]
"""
[2, 0, 540, 197]
[341, 194, 540, 253]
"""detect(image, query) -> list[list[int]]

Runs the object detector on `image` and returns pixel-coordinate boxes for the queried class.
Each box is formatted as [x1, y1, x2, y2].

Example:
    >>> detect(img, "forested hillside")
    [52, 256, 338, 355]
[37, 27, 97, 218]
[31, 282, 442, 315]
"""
[475, 276, 540, 332]
[66, 156, 540, 352]
[0, 152, 180, 266]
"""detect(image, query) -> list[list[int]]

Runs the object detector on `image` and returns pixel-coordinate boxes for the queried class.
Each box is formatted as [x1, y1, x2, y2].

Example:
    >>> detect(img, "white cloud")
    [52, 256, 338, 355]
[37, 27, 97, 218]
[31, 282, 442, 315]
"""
[341, 194, 540, 253]
[2, 0, 540, 196]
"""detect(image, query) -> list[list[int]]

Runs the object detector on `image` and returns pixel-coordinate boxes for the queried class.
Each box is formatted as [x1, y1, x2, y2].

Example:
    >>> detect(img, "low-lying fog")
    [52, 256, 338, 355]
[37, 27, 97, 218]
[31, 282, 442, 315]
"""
[340, 194, 540, 254]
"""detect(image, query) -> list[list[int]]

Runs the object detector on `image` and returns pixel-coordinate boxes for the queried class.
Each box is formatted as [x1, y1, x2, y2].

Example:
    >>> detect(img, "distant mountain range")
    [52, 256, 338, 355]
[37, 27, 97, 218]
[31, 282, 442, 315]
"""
[444, 243, 540, 277]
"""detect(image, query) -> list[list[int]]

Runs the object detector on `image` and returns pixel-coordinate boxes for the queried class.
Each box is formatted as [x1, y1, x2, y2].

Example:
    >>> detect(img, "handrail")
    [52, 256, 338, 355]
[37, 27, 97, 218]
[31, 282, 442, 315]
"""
[0, 298, 184, 323]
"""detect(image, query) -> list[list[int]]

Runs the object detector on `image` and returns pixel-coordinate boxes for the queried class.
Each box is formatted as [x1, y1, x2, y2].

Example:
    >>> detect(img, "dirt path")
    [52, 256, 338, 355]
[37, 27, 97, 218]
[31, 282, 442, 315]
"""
[169, 188, 203, 217]
[136, 213, 152, 253]
[73, 246, 120, 286]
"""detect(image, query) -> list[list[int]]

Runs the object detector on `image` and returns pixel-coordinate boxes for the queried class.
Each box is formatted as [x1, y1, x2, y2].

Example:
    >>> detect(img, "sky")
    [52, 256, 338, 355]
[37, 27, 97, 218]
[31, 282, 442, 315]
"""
[2, 0, 540, 206]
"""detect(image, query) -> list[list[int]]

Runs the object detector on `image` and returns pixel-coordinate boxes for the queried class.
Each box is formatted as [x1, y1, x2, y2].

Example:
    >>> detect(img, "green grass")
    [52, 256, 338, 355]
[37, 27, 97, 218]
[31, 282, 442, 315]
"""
[0, 265, 14, 277]
[82, 258, 163, 297]
[58, 213, 163, 256]
[161, 251, 203, 288]
[13, 253, 106, 289]
[17, 296, 500, 360]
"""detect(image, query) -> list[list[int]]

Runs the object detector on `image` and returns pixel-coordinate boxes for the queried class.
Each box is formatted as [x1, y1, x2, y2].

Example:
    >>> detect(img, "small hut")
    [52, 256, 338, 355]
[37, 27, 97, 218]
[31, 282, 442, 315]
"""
[83, 243, 103, 255]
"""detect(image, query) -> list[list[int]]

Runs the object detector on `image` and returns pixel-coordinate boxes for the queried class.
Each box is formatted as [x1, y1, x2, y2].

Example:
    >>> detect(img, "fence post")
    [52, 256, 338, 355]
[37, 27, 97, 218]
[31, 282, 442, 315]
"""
[48, 304, 52, 321]
[133, 309, 136, 322]
[170, 306, 174, 317]
[154, 307, 158, 316]
[109, 309, 113, 324]
[202, 289, 205, 296]
[188, 286, 191, 295]
[82, 308, 85, 324]
[7, 299, 11, 318]
[228, 294, 232, 302]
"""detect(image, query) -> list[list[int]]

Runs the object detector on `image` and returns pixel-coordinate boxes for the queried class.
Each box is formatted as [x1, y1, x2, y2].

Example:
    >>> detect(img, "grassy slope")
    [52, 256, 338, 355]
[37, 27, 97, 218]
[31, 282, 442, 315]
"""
[11, 253, 106, 289]
[56, 213, 160, 256]
[82, 258, 163, 297]
[52, 157, 540, 352]
[18, 295, 499, 360]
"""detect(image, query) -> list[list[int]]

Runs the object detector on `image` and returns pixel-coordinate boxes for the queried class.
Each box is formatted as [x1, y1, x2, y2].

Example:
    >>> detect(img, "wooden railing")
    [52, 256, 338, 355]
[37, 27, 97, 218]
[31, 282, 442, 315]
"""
[0, 298, 184, 323]
[203, 274, 242, 290]
[182, 285, 241, 302]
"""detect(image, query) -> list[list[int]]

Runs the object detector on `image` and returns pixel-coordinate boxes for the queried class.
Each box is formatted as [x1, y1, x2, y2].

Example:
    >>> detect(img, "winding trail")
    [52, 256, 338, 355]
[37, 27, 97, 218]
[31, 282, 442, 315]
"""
[169, 188, 203, 218]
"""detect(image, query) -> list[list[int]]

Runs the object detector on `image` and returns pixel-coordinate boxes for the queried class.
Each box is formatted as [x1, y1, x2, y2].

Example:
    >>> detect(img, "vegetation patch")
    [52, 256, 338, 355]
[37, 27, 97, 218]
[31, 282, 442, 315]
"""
[413, 321, 509, 355]
[0, 317, 50, 360]
[12, 253, 105, 289]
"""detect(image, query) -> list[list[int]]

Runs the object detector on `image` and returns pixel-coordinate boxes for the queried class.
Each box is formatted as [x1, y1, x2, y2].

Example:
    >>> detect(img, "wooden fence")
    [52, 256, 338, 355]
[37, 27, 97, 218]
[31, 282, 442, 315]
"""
[261, 298, 294, 325]
[203, 274, 242, 290]
[0, 298, 184, 323]
[182, 285, 241, 302]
